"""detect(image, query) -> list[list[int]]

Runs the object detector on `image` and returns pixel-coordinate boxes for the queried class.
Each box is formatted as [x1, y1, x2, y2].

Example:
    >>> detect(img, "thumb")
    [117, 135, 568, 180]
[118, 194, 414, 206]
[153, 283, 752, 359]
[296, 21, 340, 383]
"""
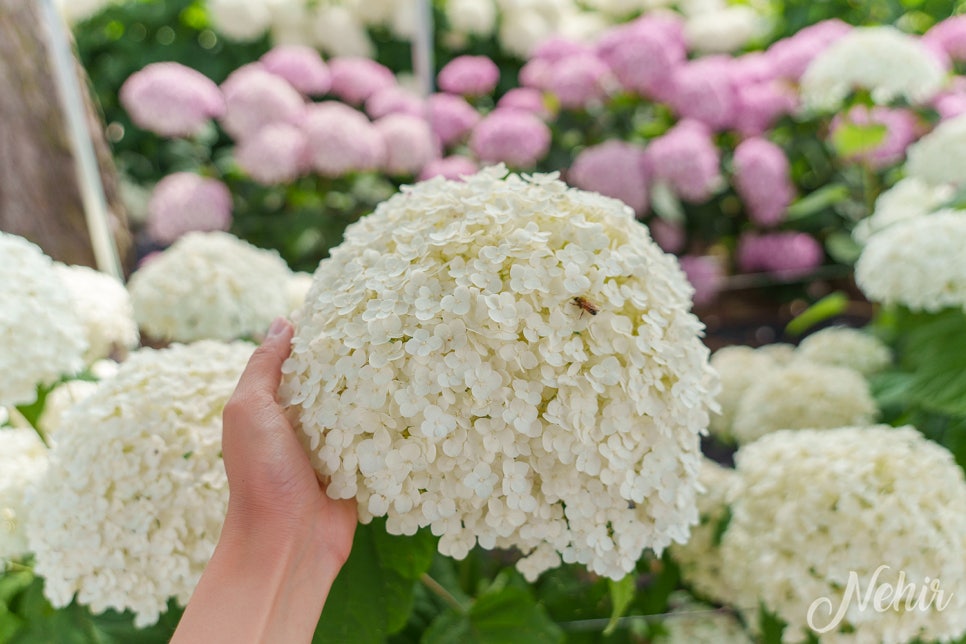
[229, 317, 295, 411]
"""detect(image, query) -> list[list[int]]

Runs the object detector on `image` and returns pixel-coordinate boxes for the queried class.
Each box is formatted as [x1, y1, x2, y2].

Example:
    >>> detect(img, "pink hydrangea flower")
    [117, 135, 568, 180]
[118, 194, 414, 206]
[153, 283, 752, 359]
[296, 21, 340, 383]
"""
[679, 255, 725, 306]
[766, 19, 851, 81]
[234, 122, 309, 185]
[329, 57, 397, 105]
[146, 173, 232, 244]
[737, 232, 823, 279]
[469, 109, 551, 168]
[419, 156, 479, 181]
[730, 52, 779, 86]
[649, 219, 686, 254]
[933, 81, 966, 120]
[259, 45, 331, 96]
[220, 64, 305, 141]
[547, 53, 612, 110]
[531, 36, 593, 62]
[120, 62, 225, 138]
[596, 14, 686, 99]
[668, 56, 738, 131]
[519, 58, 553, 90]
[733, 81, 798, 136]
[733, 138, 794, 227]
[644, 119, 722, 203]
[437, 55, 500, 97]
[829, 106, 920, 169]
[497, 88, 550, 118]
[427, 93, 481, 147]
[924, 16, 966, 62]
[365, 86, 426, 120]
[302, 103, 386, 177]
[567, 141, 648, 214]
[374, 114, 438, 176]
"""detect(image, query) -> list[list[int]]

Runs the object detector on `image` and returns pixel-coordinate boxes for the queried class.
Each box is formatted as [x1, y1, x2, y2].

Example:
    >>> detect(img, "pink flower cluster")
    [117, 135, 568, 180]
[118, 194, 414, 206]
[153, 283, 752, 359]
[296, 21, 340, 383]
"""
[738, 232, 824, 279]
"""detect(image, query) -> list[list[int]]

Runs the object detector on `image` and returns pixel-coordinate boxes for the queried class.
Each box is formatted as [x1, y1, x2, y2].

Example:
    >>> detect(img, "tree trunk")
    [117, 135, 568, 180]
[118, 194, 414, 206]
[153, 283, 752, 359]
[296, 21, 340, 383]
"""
[0, 1, 132, 272]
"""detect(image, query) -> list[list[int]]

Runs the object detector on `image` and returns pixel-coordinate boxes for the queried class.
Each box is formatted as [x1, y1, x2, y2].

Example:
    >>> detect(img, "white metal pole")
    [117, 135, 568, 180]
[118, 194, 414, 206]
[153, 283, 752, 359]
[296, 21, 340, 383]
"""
[412, 0, 435, 97]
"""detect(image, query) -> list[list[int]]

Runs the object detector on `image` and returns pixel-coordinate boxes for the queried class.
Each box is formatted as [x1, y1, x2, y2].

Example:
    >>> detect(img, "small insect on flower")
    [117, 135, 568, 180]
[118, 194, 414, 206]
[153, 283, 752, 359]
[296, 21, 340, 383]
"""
[572, 296, 599, 316]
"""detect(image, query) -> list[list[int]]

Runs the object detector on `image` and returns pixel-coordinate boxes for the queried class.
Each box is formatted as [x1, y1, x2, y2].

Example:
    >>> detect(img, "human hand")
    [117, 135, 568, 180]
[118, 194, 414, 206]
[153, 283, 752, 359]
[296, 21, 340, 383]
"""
[172, 317, 357, 644]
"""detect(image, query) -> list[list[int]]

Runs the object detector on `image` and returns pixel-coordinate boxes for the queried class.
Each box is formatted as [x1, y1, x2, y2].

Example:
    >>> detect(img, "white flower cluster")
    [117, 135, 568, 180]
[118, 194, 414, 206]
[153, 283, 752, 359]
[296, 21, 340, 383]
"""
[0, 232, 87, 407]
[720, 426, 966, 643]
[128, 231, 293, 342]
[27, 341, 253, 627]
[800, 26, 946, 112]
[905, 113, 966, 188]
[856, 209, 966, 313]
[795, 326, 891, 376]
[655, 602, 752, 644]
[682, 2, 768, 55]
[38, 379, 101, 439]
[281, 166, 718, 581]
[54, 263, 139, 363]
[853, 178, 954, 244]
[707, 345, 782, 442]
[668, 460, 739, 605]
[0, 429, 48, 560]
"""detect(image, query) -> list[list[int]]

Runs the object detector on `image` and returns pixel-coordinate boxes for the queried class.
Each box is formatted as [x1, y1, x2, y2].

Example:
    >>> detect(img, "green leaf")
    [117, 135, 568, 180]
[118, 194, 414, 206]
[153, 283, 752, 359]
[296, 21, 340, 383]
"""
[649, 182, 685, 225]
[603, 575, 635, 636]
[825, 231, 863, 265]
[785, 292, 849, 336]
[901, 310, 966, 417]
[786, 184, 850, 221]
[313, 521, 436, 643]
[6, 578, 96, 644]
[830, 122, 887, 158]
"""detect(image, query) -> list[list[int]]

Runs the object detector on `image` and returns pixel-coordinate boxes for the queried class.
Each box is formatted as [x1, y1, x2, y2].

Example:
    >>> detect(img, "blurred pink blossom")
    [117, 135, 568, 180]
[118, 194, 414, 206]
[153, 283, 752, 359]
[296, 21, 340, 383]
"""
[737, 232, 823, 279]
[568, 141, 648, 214]
[497, 88, 550, 118]
[375, 114, 439, 176]
[519, 58, 554, 90]
[733, 138, 794, 227]
[427, 93, 480, 147]
[365, 86, 426, 119]
[147, 173, 232, 244]
[766, 19, 852, 81]
[259, 45, 331, 96]
[532, 36, 592, 62]
[596, 14, 686, 100]
[120, 62, 225, 137]
[924, 16, 966, 62]
[679, 255, 725, 306]
[669, 56, 738, 131]
[469, 109, 551, 168]
[547, 53, 612, 109]
[437, 55, 500, 96]
[235, 122, 309, 185]
[302, 104, 385, 177]
[329, 57, 396, 105]
[733, 80, 798, 136]
[419, 156, 479, 181]
[220, 64, 305, 141]
[649, 219, 686, 254]
[644, 119, 722, 203]
[829, 105, 920, 169]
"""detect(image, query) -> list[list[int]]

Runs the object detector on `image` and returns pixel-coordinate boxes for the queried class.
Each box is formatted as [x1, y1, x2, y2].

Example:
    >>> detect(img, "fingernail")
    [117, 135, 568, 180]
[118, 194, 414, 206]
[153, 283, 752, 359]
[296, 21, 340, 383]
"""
[267, 317, 289, 338]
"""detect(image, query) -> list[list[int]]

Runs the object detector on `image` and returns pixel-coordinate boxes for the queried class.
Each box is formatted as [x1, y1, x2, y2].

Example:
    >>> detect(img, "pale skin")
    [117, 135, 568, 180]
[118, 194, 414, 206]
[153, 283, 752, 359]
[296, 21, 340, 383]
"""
[171, 317, 357, 643]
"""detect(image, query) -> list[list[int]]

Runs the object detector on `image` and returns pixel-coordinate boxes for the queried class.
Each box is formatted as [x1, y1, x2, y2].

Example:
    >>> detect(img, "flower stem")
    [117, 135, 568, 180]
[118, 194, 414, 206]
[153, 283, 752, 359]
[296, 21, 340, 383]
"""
[420, 573, 468, 614]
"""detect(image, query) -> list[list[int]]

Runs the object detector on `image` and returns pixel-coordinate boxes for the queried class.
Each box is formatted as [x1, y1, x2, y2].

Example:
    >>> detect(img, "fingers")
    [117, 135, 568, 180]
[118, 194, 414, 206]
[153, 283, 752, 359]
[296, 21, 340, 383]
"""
[230, 317, 295, 409]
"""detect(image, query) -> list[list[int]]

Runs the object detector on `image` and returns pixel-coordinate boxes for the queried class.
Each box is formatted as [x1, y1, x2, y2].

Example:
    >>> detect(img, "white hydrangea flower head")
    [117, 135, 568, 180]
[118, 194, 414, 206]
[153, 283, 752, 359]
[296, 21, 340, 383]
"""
[754, 342, 796, 364]
[707, 346, 782, 442]
[445, 0, 498, 37]
[0, 232, 87, 407]
[282, 166, 719, 581]
[287, 272, 315, 313]
[207, 0, 275, 41]
[655, 602, 752, 644]
[669, 460, 740, 605]
[905, 113, 966, 187]
[0, 429, 48, 560]
[38, 379, 101, 440]
[128, 231, 293, 342]
[853, 177, 954, 244]
[800, 26, 946, 112]
[794, 327, 892, 376]
[54, 263, 139, 363]
[27, 341, 253, 627]
[309, 4, 375, 58]
[721, 426, 966, 643]
[856, 209, 966, 312]
[731, 362, 877, 444]
[684, 6, 767, 55]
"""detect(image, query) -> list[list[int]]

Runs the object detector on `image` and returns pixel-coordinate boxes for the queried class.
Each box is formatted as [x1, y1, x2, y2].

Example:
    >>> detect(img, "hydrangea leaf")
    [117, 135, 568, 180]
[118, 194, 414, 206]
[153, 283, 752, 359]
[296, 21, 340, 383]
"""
[902, 310, 966, 417]
[784, 292, 848, 336]
[830, 122, 888, 158]
[785, 184, 849, 221]
[603, 574, 635, 635]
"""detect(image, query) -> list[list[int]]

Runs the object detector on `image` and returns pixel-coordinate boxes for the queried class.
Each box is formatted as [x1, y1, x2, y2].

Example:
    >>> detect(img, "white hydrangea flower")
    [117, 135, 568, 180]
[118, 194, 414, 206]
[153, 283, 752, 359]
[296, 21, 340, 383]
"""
[721, 426, 966, 643]
[853, 178, 954, 244]
[583, 0, 671, 16]
[707, 346, 782, 442]
[27, 341, 253, 627]
[207, 0, 275, 41]
[0, 429, 48, 560]
[656, 603, 752, 644]
[54, 263, 139, 363]
[856, 210, 966, 312]
[905, 113, 966, 187]
[38, 379, 101, 439]
[309, 4, 375, 58]
[56, 0, 117, 23]
[794, 327, 892, 376]
[731, 362, 877, 444]
[287, 272, 315, 313]
[800, 27, 946, 112]
[445, 0, 498, 37]
[669, 460, 740, 606]
[754, 342, 796, 364]
[281, 166, 718, 582]
[684, 6, 767, 54]
[128, 231, 293, 343]
[0, 232, 87, 407]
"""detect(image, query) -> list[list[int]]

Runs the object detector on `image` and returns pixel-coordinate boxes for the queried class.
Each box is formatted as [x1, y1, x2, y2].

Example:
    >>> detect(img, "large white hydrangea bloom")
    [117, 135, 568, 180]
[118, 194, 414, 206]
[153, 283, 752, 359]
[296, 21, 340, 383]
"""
[721, 426, 966, 643]
[905, 113, 966, 187]
[281, 166, 718, 581]
[731, 362, 877, 444]
[707, 345, 783, 442]
[54, 263, 139, 363]
[27, 341, 253, 627]
[800, 27, 946, 112]
[856, 210, 966, 312]
[128, 231, 293, 342]
[794, 326, 892, 376]
[37, 379, 101, 440]
[0, 232, 87, 407]
[0, 429, 48, 560]
[853, 177, 954, 244]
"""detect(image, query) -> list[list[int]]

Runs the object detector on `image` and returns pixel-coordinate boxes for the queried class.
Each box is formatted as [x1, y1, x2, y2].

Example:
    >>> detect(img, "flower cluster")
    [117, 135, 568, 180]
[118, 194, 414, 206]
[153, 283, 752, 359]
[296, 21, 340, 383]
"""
[53, 264, 139, 363]
[0, 232, 87, 407]
[127, 231, 293, 342]
[27, 341, 253, 627]
[281, 167, 718, 581]
[795, 326, 892, 376]
[0, 429, 48, 560]
[720, 426, 966, 643]
[119, 62, 226, 138]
